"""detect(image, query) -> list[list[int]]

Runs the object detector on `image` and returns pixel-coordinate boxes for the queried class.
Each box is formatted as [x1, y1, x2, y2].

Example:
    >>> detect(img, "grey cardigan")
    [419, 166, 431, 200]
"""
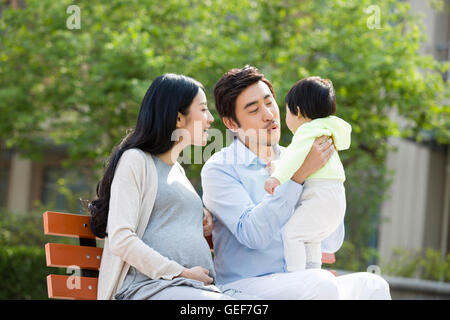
[97, 148, 185, 300]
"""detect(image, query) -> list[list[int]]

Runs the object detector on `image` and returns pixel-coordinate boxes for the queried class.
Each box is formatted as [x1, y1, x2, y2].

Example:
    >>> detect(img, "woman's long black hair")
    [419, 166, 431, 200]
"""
[89, 74, 204, 238]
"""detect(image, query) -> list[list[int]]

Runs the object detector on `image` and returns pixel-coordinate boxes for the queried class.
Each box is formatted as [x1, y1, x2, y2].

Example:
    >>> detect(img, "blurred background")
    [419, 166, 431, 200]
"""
[0, 0, 449, 299]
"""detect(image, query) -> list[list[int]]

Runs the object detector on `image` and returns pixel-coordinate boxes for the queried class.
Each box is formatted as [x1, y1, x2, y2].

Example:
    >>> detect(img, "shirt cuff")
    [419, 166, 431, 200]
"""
[273, 179, 303, 208]
[159, 262, 185, 280]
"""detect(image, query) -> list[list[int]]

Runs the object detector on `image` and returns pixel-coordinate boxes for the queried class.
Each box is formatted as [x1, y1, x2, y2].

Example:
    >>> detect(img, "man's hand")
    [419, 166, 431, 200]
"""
[202, 207, 213, 237]
[291, 135, 335, 184]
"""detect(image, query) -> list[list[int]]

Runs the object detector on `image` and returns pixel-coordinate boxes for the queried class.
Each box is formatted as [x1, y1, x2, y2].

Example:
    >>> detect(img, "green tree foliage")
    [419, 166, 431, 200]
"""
[1, 0, 449, 270]
[382, 247, 450, 282]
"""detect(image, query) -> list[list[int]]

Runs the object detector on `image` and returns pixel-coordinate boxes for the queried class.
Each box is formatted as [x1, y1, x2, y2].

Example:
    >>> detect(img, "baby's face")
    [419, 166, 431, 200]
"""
[285, 104, 310, 133]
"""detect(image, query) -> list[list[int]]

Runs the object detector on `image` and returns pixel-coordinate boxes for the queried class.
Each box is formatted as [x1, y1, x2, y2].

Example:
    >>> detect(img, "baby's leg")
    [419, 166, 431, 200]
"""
[282, 230, 306, 272]
[282, 181, 345, 272]
[283, 235, 321, 271]
[305, 242, 322, 269]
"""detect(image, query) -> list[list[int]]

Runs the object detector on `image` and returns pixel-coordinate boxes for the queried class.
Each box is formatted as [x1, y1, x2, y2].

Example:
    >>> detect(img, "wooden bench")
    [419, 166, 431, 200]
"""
[44, 211, 336, 300]
[43, 211, 101, 300]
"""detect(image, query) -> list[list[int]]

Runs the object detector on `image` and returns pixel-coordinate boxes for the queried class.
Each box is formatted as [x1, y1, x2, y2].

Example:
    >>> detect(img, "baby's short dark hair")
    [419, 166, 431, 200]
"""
[285, 76, 336, 119]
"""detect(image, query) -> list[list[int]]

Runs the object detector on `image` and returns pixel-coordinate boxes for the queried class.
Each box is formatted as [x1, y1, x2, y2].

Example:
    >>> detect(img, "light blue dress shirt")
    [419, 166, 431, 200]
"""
[201, 137, 345, 285]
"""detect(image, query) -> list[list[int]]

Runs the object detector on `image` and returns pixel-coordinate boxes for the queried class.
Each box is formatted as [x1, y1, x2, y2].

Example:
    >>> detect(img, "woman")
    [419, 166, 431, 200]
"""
[89, 74, 257, 300]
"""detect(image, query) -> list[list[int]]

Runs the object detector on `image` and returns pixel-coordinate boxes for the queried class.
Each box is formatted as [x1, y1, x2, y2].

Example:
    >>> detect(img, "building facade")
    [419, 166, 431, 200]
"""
[378, 0, 450, 262]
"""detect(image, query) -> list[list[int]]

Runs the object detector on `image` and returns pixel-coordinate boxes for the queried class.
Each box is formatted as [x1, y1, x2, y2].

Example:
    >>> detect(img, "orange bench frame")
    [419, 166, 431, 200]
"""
[43, 211, 336, 300]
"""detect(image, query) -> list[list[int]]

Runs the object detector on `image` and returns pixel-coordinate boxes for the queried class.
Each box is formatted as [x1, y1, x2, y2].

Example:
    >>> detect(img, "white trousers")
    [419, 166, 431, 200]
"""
[222, 269, 391, 300]
[283, 179, 346, 271]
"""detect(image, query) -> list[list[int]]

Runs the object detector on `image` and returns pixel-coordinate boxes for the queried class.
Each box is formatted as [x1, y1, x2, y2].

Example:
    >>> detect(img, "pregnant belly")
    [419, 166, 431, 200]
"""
[148, 232, 213, 268]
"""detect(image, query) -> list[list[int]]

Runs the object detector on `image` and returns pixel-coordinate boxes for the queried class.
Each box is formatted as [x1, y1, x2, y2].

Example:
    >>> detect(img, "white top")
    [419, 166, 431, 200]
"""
[97, 148, 185, 300]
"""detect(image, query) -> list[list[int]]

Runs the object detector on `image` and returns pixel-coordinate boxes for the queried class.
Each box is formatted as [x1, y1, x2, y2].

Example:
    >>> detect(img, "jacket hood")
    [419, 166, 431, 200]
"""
[312, 116, 352, 151]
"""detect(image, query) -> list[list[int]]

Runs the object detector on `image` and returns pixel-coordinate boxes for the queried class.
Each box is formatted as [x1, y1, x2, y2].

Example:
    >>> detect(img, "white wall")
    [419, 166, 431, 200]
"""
[378, 138, 430, 262]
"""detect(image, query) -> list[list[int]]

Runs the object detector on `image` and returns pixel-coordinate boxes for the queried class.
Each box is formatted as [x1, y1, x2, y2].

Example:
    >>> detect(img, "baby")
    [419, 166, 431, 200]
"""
[264, 76, 352, 271]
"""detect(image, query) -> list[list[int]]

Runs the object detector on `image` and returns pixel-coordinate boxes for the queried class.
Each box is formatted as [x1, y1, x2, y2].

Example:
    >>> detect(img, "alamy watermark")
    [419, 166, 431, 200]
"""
[66, 5, 81, 30]
[364, 5, 382, 30]
[66, 265, 81, 289]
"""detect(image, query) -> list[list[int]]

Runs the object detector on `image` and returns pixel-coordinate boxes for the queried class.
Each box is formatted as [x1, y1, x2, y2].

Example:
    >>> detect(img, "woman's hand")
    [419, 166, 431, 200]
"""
[202, 207, 213, 237]
[291, 135, 335, 184]
[176, 266, 213, 285]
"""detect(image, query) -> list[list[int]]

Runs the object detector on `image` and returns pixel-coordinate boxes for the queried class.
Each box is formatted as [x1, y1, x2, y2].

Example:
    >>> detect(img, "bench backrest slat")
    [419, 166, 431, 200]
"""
[44, 211, 100, 300]
[43, 211, 96, 239]
[47, 275, 98, 300]
[45, 243, 103, 270]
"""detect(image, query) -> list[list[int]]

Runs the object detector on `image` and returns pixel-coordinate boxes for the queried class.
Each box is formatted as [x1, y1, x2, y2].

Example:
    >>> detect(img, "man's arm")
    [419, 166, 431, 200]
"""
[291, 136, 336, 184]
[201, 162, 303, 250]
[271, 133, 317, 185]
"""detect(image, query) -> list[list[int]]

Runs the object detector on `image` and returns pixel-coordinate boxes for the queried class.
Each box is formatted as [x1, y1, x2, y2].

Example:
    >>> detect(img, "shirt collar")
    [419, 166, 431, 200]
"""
[232, 137, 282, 167]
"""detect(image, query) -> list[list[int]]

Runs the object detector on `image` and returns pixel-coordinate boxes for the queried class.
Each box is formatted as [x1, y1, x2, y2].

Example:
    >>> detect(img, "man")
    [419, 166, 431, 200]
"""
[201, 65, 391, 299]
